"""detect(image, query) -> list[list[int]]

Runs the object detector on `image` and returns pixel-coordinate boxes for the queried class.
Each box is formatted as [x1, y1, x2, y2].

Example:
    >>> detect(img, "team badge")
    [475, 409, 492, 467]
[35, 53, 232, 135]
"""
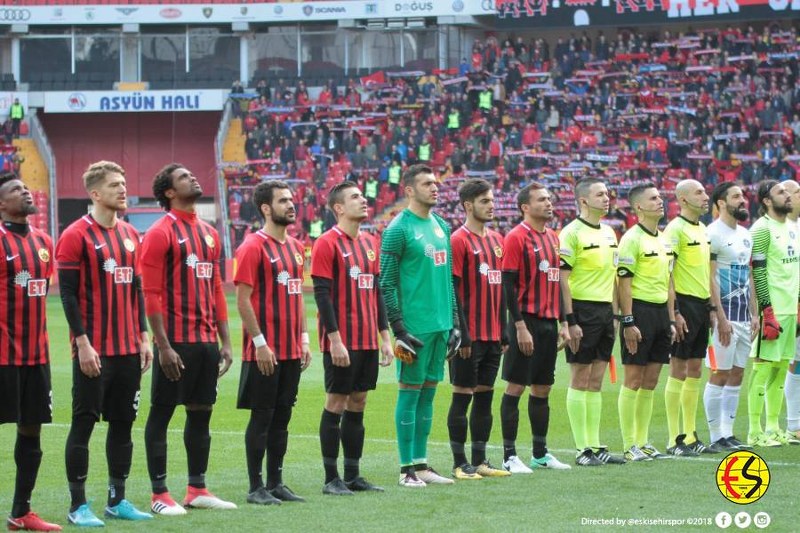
[205, 234, 215, 248]
[124, 238, 136, 252]
[434, 226, 445, 238]
[494, 245, 503, 258]
[38, 248, 50, 263]
[295, 252, 304, 265]
[367, 249, 376, 262]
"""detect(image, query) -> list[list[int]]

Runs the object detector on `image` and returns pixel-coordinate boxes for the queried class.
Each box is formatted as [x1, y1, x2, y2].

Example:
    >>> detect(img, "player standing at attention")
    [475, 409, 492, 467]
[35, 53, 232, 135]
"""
[704, 182, 759, 451]
[617, 183, 677, 461]
[500, 182, 571, 473]
[380, 164, 461, 488]
[312, 181, 393, 496]
[747, 180, 800, 446]
[0, 173, 61, 532]
[446, 178, 511, 479]
[236, 180, 312, 505]
[782, 181, 800, 441]
[663, 179, 718, 455]
[57, 161, 154, 526]
[140, 164, 236, 515]
[560, 178, 626, 466]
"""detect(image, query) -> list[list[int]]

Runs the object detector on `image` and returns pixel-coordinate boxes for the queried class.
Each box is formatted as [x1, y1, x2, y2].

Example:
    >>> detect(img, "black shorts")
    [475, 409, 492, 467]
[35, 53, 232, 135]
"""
[72, 354, 141, 422]
[502, 315, 558, 386]
[449, 341, 502, 389]
[237, 358, 301, 410]
[151, 343, 220, 407]
[565, 300, 615, 365]
[0, 364, 52, 425]
[620, 300, 672, 366]
[323, 349, 379, 395]
[672, 294, 711, 360]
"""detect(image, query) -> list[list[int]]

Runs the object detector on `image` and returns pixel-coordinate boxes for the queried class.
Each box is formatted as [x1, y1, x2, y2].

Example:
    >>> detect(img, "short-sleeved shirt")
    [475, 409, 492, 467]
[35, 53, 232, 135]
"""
[235, 230, 305, 361]
[617, 223, 672, 305]
[664, 216, 710, 299]
[708, 219, 752, 323]
[311, 226, 381, 352]
[451, 225, 504, 342]
[503, 222, 560, 319]
[559, 217, 618, 303]
[750, 215, 800, 316]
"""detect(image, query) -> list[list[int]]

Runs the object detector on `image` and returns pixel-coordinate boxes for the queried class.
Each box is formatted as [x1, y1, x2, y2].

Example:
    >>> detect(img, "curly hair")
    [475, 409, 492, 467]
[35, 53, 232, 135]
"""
[152, 163, 184, 210]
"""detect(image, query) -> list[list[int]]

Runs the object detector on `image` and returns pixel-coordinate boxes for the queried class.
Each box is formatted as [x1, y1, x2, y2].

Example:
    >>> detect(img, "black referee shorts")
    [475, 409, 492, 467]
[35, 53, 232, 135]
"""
[72, 353, 141, 422]
[502, 314, 558, 386]
[620, 300, 671, 366]
[0, 364, 52, 425]
[323, 349, 379, 395]
[672, 293, 711, 360]
[151, 342, 220, 407]
[237, 358, 301, 410]
[565, 300, 615, 365]
[449, 340, 502, 389]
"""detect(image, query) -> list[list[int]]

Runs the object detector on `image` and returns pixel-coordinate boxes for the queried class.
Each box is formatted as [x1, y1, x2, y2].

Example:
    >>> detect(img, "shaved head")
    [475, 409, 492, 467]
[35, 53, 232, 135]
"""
[675, 179, 703, 200]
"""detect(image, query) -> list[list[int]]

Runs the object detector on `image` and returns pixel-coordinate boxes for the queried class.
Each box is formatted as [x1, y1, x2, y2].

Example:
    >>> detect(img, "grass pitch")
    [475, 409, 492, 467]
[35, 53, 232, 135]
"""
[0, 295, 796, 532]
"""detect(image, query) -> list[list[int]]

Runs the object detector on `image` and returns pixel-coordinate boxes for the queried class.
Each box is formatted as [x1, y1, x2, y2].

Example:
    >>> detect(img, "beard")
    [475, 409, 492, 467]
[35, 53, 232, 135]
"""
[729, 205, 748, 221]
[773, 202, 792, 216]
[271, 212, 295, 226]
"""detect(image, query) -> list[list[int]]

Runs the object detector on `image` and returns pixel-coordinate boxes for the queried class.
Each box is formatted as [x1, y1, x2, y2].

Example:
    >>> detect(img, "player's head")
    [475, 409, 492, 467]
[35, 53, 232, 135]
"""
[781, 180, 800, 219]
[458, 178, 494, 223]
[675, 179, 709, 217]
[0, 172, 35, 220]
[517, 182, 552, 222]
[403, 164, 438, 208]
[152, 163, 201, 211]
[254, 180, 295, 226]
[711, 182, 748, 222]
[757, 179, 791, 217]
[575, 177, 609, 216]
[83, 160, 127, 212]
[628, 182, 663, 220]
[328, 180, 367, 222]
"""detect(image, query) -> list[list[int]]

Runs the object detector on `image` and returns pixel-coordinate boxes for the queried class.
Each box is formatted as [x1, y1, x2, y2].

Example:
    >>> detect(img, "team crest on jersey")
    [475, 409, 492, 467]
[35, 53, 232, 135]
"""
[743, 239, 751, 249]
[367, 249, 376, 262]
[494, 245, 503, 258]
[123, 238, 136, 252]
[38, 248, 50, 263]
[434, 226, 445, 238]
[295, 252, 304, 265]
[204, 234, 215, 248]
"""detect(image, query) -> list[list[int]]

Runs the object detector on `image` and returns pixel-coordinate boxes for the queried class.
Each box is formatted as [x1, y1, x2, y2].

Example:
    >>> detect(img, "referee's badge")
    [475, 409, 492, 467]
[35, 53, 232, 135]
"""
[38, 248, 50, 263]
[367, 249, 376, 262]
[204, 234, 215, 248]
[123, 238, 136, 252]
[494, 245, 503, 258]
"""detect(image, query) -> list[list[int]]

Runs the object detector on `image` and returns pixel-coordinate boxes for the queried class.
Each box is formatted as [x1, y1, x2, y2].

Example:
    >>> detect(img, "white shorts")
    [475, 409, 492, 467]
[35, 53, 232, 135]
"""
[709, 321, 751, 371]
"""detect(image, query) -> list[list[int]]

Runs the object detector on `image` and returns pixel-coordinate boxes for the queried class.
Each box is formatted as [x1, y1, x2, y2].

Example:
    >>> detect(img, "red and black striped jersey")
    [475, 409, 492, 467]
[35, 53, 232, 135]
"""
[235, 230, 305, 361]
[451, 225, 504, 342]
[502, 222, 560, 320]
[311, 226, 380, 351]
[140, 209, 222, 344]
[0, 224, 53, 366]
[56, 215, 142, 356]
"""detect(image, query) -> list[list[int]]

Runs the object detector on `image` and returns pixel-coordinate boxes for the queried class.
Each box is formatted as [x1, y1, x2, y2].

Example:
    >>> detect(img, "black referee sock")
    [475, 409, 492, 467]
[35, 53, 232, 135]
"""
[341, 410, 365, 482]
[12, 432, 42, 519]
[106, 420, 133, 507]
[65, 415, 95, 511]
[320, 409, 342, 484]
[529, 395, 550, 459]
[266, 405, 293, 490]
[500, 393, 521, 460]
[470, 390, 494, 466]
[447, 393, 472, 467]
[245, 409, 274, 493]
[185, 409, 212, 489]
[144, 403, 176, 494]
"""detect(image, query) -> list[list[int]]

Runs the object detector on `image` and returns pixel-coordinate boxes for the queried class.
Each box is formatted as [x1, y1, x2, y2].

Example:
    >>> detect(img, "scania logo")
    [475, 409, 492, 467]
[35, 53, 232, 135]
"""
[0, 9, 32, 22]
[302, 5, 313, 16]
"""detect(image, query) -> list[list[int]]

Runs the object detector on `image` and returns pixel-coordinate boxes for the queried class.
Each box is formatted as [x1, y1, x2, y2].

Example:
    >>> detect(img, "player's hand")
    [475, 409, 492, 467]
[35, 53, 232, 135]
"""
[717, 315, 733, 348]
[446, 328, 462, 361]
[557, 323, 571, 351]
[750, 316, 760, 341]
[255, 344, 277, 376]
[670, 323, 677, 343]
[459, 345, 472, 359]
[515, 321, 534, 357]
[158, 344, 184, 381]
[301, 342, 312, 371]
[674, 313, 689, 343]
[77, 339, 101, 378]
[623, 325, 642, 355]
[501, 331, 509, 354]
[379, 341, 393, 367]
[139, 332, 153, 374]
[394, 331, 424, 364]
[567, 324, 583, 354]
[218, 342, 233, 378]
[331, 339, 350, 368]
[761, 306, 782, 341]
[709, 310, 717, 333]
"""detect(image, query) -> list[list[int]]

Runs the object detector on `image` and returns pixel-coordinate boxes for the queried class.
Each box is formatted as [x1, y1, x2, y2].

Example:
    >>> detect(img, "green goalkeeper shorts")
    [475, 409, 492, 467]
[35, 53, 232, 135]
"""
[397, 330, 449, 385]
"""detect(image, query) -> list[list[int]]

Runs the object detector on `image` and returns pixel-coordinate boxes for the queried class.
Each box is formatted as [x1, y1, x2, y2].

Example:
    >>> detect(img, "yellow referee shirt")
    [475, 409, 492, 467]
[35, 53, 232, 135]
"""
[617, 224, 673, 305]
[559, 217, 618, 303]
[664, 216, 711, 299]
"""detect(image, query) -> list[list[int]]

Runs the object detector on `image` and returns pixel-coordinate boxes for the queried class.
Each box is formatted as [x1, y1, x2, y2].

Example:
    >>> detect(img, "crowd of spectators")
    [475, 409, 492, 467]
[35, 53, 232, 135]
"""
[224, 21, 800, 248]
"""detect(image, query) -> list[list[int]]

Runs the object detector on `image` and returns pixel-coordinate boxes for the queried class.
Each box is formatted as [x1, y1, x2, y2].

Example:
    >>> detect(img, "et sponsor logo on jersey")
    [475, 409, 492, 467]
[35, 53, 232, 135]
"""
[14, 270, 47, 297]
[185, 253, 213, 279]
[424, 244, 447, 266]
[479, 263, 501, 284]
[277, 271, 302, 295]
[349, 265, 374, 290]
[716, 450, 770, 505]
[538, 259, 559, 281]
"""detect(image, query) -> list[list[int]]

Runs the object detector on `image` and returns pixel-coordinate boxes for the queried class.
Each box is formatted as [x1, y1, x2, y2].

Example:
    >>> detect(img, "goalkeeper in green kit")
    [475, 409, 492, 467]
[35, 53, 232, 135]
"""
[380, 164, 461, 488]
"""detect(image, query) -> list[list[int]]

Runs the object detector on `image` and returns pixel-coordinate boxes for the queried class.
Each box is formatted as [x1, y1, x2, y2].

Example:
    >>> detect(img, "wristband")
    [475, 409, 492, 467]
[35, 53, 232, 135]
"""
[621, 315, 635, 328]
[566, 313, 577, 326]
[252, 333, 267, 349]
[301, 332, 310, 345]
[670, 321, 676, 326]
[708, 305, 717, 312]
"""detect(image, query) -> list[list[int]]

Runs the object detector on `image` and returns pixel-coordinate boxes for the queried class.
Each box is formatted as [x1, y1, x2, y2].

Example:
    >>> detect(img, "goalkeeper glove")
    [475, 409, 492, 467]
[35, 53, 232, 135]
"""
[762, 306, 782, 341]
[391, 321, 424, 364]
[446, 328, 462, 360]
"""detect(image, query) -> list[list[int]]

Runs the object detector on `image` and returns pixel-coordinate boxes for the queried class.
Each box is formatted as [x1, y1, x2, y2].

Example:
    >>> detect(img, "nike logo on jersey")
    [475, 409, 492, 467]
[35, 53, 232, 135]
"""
[473, 249, 481, 255]
[414, 233, 424, 240]
[342, 252, 353, 258]
[94, 243, 106, 250]
[533, 247, 541, 252]
[270, 257, 280, 263]
[6, 254, 18, 261]
[178, 238, 189, 244]
[726, 242, 733, 246]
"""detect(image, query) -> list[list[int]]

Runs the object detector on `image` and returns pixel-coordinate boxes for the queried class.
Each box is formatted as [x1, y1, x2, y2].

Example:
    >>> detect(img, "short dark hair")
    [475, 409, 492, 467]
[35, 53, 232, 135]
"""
[711, 181, 740, 209]
[575, 177, 603, 200]
[757, 179, 780, 216]
[628, 182, 657, 207]
[402, 164, 434, 187]
[253, 180, 291, 216]
[327, 180, 359, 211]
[516, 182, 545, 213]
[458, 178, 492, 211]
[0, 172, 17, 191]
[152, 163, 184, 210]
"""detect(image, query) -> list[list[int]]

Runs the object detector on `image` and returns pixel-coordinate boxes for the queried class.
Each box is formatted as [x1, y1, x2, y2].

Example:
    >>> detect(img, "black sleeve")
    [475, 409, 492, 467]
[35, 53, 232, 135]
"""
[503, 270, 523, 323]
[500, 280, 508, 344]
[135, 275, 147, 333]
[312, 275, 339, 334]
[375, 274, 389, 332]
[452, 276, 472, 347]
[58, 269, 86, 337]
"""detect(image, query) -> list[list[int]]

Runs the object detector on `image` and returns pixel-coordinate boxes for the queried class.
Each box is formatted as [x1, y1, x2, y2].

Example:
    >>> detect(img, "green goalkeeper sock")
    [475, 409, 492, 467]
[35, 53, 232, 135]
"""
[748, 362, 772, 437]
[765, 360, 789, 434]
[395, 388, 420, 468]
[412, 387, 436, 466]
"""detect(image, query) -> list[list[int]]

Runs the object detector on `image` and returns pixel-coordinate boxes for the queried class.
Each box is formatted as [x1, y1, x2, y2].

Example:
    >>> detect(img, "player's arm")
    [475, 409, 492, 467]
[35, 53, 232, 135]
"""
[443, 224, 461, 359]
[375, 274, 393, 367]
[617, 236, 642, 354]
[502, 231, 533, 356]
[452, 276, 471, 358]
[748, 271, 760, 339]
[312, 275, 348, 367]
[299, 293, 312, 371]
[750, 223, 781, 339]
[379, 223, 422, 360]
[213, 250, 233, 378]
[135, 275, 153, 374]
[236, 281, 276, 376]
[709, 255, 732, 347]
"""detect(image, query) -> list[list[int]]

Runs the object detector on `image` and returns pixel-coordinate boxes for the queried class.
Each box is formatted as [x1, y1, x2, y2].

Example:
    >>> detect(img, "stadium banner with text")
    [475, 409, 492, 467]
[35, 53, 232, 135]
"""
[494, 0, 799, 27]
[44, 90, 225, 113]
[0, 92, 29, 118]
[0, 1, 494, 26]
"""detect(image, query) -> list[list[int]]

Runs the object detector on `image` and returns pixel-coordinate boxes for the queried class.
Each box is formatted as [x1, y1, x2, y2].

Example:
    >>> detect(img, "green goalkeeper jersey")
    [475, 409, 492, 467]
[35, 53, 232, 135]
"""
[750, 215, 800, 315]
[380, 208, 455, 335]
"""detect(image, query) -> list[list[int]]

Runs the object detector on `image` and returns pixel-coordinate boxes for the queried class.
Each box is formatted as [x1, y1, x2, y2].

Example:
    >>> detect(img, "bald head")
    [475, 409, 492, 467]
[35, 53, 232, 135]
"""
[675, 179, 703, 200]
[675, 178, 709, 219]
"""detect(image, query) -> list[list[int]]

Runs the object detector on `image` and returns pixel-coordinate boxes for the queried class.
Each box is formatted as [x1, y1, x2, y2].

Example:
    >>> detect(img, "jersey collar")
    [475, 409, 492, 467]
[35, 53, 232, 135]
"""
[678, 215, 700, 226]
[577, 217, 601, 230]
[637, 223, 659, 237]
